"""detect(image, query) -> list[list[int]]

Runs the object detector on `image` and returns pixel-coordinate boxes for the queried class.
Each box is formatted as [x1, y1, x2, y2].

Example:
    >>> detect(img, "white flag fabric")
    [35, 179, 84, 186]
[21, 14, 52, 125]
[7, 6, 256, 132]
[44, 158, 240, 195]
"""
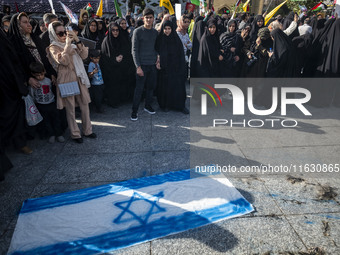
[59, 1, 78, 25]
[48, 0, 55, 14]
[8, 169, 254, 254]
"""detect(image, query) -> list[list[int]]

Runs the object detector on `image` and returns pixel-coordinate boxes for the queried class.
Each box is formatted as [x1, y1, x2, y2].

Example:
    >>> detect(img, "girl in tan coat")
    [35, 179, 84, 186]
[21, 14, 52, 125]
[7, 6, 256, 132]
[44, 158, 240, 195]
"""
[47, 21, 96, 143]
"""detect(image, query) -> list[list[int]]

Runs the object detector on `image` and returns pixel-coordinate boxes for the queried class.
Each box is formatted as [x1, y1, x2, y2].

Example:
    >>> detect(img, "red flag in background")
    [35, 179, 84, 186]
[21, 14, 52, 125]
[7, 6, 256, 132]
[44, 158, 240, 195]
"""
[15, 2, 20, 12]
[186, 3, 196, 12]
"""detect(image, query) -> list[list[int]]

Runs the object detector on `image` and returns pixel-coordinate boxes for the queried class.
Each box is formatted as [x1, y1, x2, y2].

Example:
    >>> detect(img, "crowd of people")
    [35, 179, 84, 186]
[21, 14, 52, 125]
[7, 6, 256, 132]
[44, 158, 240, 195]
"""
[1, 5, 340, 181]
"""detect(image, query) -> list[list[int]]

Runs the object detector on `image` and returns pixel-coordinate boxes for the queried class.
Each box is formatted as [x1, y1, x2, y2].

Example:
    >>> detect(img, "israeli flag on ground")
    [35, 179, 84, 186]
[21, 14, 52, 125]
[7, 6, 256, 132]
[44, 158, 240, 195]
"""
[8, 169, 254, 254]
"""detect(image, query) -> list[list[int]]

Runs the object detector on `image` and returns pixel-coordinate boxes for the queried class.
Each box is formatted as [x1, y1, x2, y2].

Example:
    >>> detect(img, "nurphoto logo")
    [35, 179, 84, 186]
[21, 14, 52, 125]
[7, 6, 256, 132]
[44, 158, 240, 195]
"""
[198, 83, 312, 128]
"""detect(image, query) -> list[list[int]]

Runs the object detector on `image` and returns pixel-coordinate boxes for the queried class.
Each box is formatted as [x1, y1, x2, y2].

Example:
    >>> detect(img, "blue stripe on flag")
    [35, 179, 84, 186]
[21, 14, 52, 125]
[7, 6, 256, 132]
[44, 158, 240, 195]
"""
[12, 198, 252, 255]
[21, 170, 193, 214]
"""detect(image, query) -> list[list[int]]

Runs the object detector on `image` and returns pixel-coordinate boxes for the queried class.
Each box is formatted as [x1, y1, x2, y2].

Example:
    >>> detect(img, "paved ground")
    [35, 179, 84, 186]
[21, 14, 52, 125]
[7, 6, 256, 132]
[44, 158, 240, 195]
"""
[1, 83, 339, 255]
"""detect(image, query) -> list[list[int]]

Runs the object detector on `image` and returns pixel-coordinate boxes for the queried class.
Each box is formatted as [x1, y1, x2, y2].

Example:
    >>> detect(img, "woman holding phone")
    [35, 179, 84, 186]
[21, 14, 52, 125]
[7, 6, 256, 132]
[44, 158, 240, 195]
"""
[47, 21, 96, 143]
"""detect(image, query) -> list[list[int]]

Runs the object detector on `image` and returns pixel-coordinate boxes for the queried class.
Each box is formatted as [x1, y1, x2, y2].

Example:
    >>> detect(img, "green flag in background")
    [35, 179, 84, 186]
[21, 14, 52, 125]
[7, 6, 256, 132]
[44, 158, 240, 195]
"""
[191, 0, 207, 7]
[114, 0, 122, 17]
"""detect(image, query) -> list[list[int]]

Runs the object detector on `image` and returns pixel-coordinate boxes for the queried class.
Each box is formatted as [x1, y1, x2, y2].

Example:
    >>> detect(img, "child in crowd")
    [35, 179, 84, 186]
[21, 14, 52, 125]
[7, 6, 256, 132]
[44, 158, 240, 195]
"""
[29, 62, 65, 143]
[88, 50, 104, 113]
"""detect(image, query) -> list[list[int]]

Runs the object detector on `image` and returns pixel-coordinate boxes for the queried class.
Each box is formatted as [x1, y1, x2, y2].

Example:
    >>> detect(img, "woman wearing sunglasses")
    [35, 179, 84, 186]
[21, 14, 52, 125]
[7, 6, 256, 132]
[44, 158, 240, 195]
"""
[47, 21, 96, 144]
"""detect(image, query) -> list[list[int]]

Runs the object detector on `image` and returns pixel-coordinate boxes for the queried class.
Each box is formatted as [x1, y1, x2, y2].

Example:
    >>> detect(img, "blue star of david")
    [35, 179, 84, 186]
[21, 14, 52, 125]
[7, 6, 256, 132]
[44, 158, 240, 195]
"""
[113, 191, 166, 226]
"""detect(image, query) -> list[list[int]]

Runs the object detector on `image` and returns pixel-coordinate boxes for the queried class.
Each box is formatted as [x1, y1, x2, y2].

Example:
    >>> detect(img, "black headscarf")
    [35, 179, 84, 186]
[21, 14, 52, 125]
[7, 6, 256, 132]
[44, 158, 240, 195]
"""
[96, 18, 107, 39]
[101, 22, 123, 58]
[81, 18, 104, 49]
[81, 18, 99, 41]
[116, 18, 130, 42]
[156, 20, 185, 70]
[282, 11, 294, 30]
[249, 15, 264, 42]
[197, 18, 221, 77]
[190, 18, 206, 78]
[220, 19, 238, 50]
[318, 19, 340, 76]
[267, 28, 295, 77]
[8, 13, 55, 81]
[170, 16, 177, 30]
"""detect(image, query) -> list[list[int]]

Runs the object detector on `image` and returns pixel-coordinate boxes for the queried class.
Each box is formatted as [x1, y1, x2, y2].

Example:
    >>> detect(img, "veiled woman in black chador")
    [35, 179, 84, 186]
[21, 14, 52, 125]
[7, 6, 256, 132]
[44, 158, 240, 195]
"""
[155, 20, 188, 113]
[266, 28, 296, 78]
[197, 18, 223, 78]
[101, 22, 135, 108]
[81, 18, 105, 50]
[0, 27, 31, 178]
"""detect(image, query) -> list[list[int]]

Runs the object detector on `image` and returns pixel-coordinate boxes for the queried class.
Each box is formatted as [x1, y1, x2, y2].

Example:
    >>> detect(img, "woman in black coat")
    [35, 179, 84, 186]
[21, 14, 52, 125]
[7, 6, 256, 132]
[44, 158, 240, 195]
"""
[8, 12, 56, 88]
[219, 19, 243, 77]
[155, 20, 188, 113]
[0, 27, 31, 171]
[266, 28, 295, 78]
[197, 19, 223, 78]
[81, 19, 105, 50]
[101, 22, 135, 108]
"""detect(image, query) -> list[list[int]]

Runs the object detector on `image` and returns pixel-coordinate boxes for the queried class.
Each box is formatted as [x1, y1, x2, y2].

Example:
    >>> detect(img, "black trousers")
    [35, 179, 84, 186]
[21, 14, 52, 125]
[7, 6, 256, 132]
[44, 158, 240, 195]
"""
[36, 102, 63, 137]
[132, 65, 157, 113]
[90, 84, 104, 110]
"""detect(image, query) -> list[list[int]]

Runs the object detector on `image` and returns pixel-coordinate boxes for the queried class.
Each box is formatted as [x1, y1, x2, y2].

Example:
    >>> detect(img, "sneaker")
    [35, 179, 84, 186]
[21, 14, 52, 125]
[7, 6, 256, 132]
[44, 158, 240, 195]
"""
[182, 107, 190, 114]
[20, 146, 33, 154]
[48, 136, 56, 144]
[131, 112, 138, 121]
[57, 136, 65, 143]
[84, 133, 97, 138]
[73, 138, 83, 143]
[144, 105, 156, 114]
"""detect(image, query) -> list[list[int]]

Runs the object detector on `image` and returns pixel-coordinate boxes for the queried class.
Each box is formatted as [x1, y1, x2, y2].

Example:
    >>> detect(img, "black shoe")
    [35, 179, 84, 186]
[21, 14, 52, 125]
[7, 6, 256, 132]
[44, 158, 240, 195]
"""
[73, 138, 83, 143]
[131, 111, 138, 121]
[144, 105, 156, 114]
[84, 133, 97, 138]
[182, 107, 190, 114]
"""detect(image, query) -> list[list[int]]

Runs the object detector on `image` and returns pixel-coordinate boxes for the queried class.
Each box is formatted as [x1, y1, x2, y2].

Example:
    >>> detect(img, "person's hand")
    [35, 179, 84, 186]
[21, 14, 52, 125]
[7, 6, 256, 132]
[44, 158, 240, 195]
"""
[268, 51, 273, 58]
[93, 68, 98, 74]
[256, 37, 261, 46]
[156, 62, 161, 70]
[241, 29, 249, 40]
[234, 55, 240, 62]
[116, 55, 123, 62]
[66, 33, 73, 45]
[219, 55, 223, 61]
[136, 66, 144, 76]
[28, 77, 40, 89]
[247, 51, 253, 59]
[294, 13, 298, 23]
[51, 75, 57, 86]
[67, 30, 79, 42]
[230, 47, 236, 53]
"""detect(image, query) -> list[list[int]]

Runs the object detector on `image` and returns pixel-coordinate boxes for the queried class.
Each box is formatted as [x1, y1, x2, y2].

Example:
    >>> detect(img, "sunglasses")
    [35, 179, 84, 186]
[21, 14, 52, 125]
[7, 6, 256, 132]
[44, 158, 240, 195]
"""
[57, 31, 67, 37]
